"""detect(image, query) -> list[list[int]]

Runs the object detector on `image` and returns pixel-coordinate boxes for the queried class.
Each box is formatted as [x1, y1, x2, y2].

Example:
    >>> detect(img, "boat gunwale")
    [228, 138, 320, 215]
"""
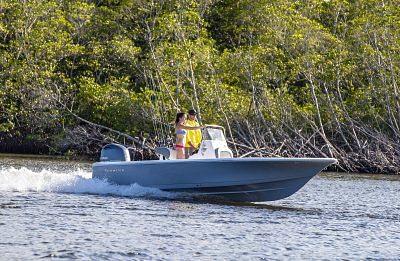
[92, 157, 337, 167]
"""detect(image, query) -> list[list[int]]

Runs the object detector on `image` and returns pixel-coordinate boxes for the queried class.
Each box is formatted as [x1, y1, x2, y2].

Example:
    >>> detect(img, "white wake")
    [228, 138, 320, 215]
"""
[0, 166, 176, 199]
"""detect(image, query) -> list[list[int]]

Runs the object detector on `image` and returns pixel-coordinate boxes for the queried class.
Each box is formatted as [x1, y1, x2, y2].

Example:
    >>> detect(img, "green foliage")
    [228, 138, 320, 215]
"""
[0, 0, 399, 164]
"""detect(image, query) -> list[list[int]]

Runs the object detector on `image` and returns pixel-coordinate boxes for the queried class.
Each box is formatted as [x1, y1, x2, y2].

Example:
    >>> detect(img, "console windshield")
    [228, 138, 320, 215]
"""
[203, 128, 226, 141]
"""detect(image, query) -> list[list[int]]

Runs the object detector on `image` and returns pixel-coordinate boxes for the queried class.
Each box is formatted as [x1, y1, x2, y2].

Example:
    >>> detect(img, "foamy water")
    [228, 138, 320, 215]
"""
[1, 156, 399, 259]
[0, 166, 175, 198]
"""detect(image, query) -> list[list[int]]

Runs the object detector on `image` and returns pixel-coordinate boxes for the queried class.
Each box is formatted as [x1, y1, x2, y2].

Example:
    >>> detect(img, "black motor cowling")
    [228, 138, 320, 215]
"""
[100, 143, 130, 162]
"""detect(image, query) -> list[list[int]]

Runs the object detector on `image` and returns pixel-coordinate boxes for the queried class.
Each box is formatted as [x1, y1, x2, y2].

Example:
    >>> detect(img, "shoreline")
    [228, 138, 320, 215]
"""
[0, 153, 93, 163]
[0, 152, 397, 176]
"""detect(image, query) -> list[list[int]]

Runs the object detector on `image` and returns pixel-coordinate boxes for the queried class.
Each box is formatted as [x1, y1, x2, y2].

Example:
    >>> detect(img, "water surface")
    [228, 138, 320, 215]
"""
[0, 155, 399, 259]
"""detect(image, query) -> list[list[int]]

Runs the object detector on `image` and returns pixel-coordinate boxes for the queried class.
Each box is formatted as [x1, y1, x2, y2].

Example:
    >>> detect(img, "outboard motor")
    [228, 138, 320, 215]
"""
[100, 143, 131, 162]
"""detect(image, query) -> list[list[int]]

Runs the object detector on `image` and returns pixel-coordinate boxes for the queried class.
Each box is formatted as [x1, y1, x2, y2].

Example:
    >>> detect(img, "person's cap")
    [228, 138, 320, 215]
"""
[188, 109, 197, 115]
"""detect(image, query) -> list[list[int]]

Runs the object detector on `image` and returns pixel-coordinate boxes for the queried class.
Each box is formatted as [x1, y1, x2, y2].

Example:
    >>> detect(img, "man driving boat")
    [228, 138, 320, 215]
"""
[185, 109, 202, 158]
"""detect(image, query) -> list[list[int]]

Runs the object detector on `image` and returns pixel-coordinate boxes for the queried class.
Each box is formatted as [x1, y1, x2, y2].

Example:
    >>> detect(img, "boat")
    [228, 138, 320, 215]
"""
[92, 125, 336, 202]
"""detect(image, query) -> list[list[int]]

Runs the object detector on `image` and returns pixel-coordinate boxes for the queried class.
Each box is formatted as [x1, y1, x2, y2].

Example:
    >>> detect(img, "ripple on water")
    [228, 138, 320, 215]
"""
[0, 157, 400, 259]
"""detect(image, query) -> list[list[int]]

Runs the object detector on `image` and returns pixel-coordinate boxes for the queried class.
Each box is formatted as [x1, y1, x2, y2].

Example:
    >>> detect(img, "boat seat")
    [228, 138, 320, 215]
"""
[155, 147, 171, 160]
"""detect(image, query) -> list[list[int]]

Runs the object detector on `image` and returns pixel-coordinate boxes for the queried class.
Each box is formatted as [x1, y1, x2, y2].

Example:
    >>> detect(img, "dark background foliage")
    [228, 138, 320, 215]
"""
[0, 0, 399, 173]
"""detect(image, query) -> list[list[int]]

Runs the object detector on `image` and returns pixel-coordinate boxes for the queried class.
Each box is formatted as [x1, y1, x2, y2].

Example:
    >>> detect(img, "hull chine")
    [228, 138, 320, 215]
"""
[166, 176, 313, 202]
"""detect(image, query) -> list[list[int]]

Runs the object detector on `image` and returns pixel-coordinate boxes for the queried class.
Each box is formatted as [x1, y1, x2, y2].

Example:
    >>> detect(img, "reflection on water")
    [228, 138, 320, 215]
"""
[319, 172, 400, 181]
[191, 197, 319, 214]
[0, 154, 399, 259]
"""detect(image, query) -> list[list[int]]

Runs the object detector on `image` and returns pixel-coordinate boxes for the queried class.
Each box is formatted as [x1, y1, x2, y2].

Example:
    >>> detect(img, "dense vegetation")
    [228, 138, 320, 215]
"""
[0, 0, 399, 173]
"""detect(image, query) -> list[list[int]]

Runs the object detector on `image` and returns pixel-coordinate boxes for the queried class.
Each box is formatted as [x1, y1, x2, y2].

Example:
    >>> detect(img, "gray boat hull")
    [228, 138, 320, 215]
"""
[92, 158, 336, 202]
